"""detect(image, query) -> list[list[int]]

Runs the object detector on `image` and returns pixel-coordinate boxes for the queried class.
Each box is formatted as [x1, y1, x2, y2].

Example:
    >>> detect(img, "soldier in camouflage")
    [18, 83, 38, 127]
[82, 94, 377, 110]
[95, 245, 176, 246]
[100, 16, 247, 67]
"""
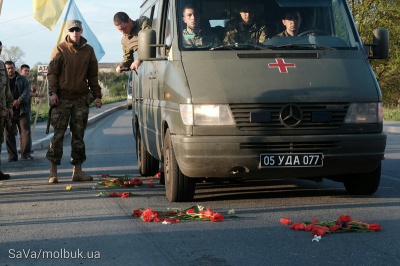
[182, 4, 221, 48]
[46, 20, 102, 184]
[0, 41, 15, 180]
[274, 9, 302, 37]
[223, 4, 268, 45]
[114, 12, 152, 73]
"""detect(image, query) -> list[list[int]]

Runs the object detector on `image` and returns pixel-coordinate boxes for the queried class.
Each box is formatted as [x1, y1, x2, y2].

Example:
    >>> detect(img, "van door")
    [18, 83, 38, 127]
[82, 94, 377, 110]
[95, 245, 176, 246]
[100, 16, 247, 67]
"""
[137, 4, 160, 158]
[145, 0, 173, 159]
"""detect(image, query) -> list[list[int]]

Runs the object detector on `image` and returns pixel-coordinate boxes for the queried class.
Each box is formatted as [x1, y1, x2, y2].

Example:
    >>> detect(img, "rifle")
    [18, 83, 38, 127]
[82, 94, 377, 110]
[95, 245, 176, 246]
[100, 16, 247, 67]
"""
[46, 105, 55, 134]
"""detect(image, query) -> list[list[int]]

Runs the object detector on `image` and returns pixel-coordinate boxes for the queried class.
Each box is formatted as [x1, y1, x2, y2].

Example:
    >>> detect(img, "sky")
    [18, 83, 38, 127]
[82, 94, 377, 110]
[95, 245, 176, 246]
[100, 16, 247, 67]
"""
[0, 0, 141, 67]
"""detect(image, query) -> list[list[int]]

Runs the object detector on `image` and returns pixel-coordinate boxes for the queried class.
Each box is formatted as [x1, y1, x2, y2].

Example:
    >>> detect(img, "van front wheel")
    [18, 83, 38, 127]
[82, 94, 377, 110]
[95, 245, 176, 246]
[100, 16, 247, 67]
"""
[164, 129, 195, 202]
[343, 163, 381, 195]
[137, 131, 159, 176]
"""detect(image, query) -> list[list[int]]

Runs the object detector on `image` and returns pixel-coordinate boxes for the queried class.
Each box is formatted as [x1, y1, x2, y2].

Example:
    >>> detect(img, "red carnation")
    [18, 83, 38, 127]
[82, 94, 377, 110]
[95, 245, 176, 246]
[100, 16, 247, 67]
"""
[280, 218, 291, 225]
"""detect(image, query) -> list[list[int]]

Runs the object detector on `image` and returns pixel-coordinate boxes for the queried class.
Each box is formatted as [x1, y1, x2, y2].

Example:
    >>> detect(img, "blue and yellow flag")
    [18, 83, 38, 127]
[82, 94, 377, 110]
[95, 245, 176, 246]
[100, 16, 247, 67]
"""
[33, 0, 68, 30]
[57, 0, 105, 61]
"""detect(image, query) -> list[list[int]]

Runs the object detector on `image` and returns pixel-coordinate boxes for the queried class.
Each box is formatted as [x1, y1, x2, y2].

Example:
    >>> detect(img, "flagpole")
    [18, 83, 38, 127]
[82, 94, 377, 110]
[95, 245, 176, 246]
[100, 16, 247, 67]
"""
[57, 0, 73, 43]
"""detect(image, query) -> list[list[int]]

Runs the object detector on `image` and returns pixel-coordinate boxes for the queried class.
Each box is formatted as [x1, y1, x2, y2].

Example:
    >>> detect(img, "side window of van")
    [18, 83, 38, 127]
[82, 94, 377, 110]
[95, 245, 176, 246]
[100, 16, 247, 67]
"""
[159, 0, 173, 56]
[151, 2, 159, 33]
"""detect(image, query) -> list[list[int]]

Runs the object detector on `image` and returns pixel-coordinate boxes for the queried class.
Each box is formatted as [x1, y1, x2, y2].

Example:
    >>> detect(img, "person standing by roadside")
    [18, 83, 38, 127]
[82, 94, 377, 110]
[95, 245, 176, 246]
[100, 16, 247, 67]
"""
[0, 42, 14, 180]
[113, 12, 152, 73]
[4, 61, 33, 161]
[20, 64, 45, 101]
[46, 20, 102, 184]
[20, 64, 45, 157]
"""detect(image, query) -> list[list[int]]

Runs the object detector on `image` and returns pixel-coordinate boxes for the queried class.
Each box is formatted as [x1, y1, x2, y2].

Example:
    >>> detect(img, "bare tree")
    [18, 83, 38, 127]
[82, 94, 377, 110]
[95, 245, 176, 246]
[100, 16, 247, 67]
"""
[0, 46, 25, 66]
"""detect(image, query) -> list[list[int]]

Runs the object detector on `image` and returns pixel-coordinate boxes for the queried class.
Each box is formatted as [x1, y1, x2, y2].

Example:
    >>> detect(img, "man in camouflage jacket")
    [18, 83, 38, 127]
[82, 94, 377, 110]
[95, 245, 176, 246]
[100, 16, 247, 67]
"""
[181, 4, 221, 48]
[223, 4, 267, 45]
[0, 58, 14, 180]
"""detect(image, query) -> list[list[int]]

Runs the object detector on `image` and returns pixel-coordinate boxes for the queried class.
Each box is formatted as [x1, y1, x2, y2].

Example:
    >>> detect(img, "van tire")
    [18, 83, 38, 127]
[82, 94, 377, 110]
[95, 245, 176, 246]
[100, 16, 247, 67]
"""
[164, 129, 195, 202]
[137, 131, 159, 177]
[343, 163, 381, 195]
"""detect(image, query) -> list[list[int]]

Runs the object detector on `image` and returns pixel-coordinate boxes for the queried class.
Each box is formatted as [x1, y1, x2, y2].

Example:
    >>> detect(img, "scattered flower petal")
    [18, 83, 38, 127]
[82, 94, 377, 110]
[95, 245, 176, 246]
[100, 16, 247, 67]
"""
[228, 209, 235, 215]
[66, 185, 72, 190]
[280, 218, 291, 225]
[312, 235, 321, 242]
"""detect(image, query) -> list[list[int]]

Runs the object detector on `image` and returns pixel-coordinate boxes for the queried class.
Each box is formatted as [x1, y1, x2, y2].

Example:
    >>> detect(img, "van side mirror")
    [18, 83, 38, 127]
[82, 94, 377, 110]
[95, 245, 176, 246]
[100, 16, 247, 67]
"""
[138, 29, 166, 61]
[365, 28, 389, 59]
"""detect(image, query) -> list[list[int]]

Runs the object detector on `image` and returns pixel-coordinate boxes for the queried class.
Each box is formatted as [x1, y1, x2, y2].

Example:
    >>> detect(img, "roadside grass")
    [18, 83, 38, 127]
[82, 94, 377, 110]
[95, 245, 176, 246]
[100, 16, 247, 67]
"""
[30, 96, 126, 122]
[384, 108, 400, 121]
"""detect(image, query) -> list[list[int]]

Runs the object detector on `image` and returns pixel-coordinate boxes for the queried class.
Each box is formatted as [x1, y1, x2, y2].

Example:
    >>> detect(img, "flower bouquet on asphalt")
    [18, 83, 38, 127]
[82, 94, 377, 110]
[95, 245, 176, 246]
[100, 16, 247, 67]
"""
[133, 205, 237, 223]
[280, 215, 381, 240]
[98, 174, 143, 187]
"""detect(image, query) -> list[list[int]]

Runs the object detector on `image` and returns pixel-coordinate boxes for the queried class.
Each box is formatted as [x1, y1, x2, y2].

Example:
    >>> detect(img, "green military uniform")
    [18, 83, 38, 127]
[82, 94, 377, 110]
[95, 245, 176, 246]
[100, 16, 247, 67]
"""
[120, 16, 152, 68]
[46, 35, 102, 166]
[0, 60, 14, 168]
[182, 28, 221, 48]
[223, 17, 267, 45]
[274, 30, 291, 37]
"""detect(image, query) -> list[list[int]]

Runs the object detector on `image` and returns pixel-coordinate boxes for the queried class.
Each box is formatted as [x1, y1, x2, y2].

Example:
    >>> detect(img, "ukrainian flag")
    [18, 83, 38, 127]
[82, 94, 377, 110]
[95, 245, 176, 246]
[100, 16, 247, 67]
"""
[57, 0, 105, 61]
[33, 0, 68, 30]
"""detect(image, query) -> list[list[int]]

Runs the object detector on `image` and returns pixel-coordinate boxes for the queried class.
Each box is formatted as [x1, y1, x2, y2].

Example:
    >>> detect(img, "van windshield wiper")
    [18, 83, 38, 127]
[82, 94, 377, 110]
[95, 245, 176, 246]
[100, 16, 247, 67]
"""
[210, 44, 264, 51]
[268, 44, 336, 50]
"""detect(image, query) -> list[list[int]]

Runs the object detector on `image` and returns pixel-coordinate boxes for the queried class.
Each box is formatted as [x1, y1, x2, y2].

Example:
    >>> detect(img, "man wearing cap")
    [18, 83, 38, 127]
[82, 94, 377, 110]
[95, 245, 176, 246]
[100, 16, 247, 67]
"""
[0, 42, 14, 180]
[113, 12, 152, 73]
[274, 9, 302, 37]
[223, 3, 268, 45]
[46, 20, 103, 184]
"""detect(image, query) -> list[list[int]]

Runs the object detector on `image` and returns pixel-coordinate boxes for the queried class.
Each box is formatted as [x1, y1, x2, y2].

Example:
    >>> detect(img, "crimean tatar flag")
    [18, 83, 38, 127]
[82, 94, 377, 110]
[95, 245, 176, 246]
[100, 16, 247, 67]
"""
[33, 0, 68, 30]
[57, 0, 105, 61]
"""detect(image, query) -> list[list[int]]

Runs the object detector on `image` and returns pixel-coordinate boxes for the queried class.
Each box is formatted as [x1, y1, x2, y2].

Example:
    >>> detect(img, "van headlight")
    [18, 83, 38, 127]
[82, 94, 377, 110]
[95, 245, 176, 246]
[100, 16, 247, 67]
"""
[180, 104, 236, 126]
[344, 103, 383, 123]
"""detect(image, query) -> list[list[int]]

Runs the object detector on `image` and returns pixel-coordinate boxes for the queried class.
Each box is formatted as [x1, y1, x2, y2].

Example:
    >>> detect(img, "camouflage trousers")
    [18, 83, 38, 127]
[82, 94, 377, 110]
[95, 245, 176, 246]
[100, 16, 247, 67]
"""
[46, 95, 89, 165]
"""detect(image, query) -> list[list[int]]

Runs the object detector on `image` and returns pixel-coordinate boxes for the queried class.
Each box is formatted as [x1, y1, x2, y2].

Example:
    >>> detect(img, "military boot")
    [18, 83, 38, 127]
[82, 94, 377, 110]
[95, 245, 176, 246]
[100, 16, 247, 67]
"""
[72, 164, 93, 181]
[0, 171, 10, 180]
[48, 163, 58, 183]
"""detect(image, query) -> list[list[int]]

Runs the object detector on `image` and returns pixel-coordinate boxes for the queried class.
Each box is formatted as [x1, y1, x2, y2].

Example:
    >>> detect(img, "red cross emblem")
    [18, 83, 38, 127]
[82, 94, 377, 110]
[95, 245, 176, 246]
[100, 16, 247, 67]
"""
[268, 58, 296, 73]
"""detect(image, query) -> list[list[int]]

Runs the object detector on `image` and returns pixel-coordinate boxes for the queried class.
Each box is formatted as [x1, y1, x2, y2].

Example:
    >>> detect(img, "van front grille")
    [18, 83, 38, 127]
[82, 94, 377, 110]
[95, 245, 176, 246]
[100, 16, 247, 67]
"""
[230, 103, 348, 131]
[240, 141, 338, 152]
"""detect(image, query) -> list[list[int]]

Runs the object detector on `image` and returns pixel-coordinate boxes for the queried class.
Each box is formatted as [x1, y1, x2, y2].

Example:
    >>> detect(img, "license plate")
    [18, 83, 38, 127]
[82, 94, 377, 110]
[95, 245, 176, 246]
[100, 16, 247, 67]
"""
[260, 153, 323, 168]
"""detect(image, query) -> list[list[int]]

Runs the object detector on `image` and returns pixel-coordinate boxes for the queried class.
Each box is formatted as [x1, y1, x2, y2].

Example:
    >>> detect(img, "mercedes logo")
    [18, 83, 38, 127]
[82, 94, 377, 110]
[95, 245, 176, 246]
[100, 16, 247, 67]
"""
[279, 105, 302, 127]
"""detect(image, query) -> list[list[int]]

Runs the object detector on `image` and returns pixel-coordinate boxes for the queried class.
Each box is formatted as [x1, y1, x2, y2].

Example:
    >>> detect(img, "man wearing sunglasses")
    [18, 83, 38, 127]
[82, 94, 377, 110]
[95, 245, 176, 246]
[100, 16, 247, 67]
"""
[46, 20, 102, 184]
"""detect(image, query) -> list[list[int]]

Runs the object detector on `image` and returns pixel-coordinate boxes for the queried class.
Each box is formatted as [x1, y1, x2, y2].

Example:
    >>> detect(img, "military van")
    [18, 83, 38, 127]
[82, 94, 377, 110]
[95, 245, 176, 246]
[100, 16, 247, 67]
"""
[132, 0, 389, 202]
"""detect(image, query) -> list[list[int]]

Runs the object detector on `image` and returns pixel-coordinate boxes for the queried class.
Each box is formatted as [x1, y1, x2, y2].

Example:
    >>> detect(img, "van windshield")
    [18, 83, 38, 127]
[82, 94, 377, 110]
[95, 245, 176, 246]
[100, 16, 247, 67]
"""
[178, 0, 359, 51]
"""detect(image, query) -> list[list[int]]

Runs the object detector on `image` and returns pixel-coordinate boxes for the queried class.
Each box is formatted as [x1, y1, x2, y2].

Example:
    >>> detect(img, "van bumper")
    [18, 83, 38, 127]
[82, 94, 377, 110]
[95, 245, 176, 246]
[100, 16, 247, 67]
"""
[171, 134, 386, 178]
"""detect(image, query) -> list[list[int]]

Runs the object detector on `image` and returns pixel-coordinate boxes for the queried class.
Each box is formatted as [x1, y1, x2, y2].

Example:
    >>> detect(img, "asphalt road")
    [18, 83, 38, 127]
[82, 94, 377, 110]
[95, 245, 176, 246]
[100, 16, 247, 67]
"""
[1, 109, 400, 265]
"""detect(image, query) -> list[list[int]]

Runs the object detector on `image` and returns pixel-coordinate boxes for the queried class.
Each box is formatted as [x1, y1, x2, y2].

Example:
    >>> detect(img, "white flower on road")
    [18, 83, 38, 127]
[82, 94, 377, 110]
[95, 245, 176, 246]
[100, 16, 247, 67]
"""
[312, 235, 321, 242]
